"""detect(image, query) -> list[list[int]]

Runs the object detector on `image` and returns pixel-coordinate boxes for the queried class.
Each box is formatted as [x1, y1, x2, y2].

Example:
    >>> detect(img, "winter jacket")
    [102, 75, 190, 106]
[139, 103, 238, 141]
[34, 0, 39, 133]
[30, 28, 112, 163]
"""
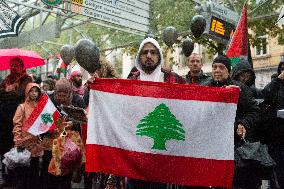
[231, 59, 263, 99]
[0, 90, 19, 155]
[202, 78, 260, 144]
[261, 61, 284, 144]
[184, 70, 210, 84]
[12, 83, 43, 157]
[0, 73, 32, 155]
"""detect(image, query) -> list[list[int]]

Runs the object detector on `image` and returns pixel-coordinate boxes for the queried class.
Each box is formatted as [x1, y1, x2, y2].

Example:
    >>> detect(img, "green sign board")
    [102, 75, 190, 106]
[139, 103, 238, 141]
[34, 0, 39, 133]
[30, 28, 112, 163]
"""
[42, 0, 62, 6]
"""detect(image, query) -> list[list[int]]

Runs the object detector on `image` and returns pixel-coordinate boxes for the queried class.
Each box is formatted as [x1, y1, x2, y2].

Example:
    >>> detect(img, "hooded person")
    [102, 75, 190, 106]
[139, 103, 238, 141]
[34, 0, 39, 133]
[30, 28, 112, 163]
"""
[125, 38, 185, 189]
[127, 37, 185, 84]
[262, 60, 284, 188]
[12, 83, 43, 189]
[231, 59, 262, 99]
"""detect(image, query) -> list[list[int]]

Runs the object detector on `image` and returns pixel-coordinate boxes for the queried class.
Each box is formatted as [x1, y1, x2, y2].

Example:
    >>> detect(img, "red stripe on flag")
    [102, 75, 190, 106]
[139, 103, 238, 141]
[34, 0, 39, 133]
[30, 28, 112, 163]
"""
[23, 95, 49, 132]
[85, 144, 234, 187]
[90, 79, 239, 103]
[49, 111, 61, 132]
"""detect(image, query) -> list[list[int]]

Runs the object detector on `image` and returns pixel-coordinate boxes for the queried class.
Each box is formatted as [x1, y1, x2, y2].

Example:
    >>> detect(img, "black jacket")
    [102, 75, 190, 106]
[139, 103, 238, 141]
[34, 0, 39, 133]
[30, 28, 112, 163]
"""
[261, 62, 284, 144]
[202, 78, 260, 144]
[184, 70, 210, 84]
[0, 90, 20, 155]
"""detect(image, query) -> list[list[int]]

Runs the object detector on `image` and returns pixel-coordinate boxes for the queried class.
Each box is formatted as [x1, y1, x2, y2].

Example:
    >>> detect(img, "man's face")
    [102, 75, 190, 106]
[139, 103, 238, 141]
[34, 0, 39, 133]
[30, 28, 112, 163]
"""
[72, 74, 83, 87]
[10, 60, 24, 75]
[212, 63, 229, 82]
[188, 54, 203, 74]
[139, 43, 160, 73]
[238, 71, 252, 85]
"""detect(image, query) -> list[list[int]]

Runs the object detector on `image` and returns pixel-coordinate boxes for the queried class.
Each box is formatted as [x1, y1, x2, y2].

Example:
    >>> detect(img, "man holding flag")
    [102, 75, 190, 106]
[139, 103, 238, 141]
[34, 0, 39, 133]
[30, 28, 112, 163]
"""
[86, 37, 243, 188]
[125, 37, 185, 188]
[202, 54, 260, 188]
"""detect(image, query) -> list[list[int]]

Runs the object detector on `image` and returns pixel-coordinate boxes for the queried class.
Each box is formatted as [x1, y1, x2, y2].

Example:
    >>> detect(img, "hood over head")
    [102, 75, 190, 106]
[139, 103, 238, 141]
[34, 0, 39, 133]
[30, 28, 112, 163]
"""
[25, 82, 41, 99]
[277, 60, 284, 75]
[231, 58, 255, 86]
[135, 37, 164, 73]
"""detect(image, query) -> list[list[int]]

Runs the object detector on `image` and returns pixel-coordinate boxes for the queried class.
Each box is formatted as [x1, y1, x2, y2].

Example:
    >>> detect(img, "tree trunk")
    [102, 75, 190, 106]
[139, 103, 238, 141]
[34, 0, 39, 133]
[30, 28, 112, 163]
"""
[151, 138, 166, 150]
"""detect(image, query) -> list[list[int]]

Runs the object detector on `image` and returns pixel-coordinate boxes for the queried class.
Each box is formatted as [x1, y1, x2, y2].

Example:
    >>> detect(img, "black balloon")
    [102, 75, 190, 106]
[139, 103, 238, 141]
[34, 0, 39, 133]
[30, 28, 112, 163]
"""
[182, 38, 194, 57]
[74, 39, 100, 74]
[162, 26, 178, 47]
[190, 15, 206, 38]
[60, 45, 75, 65]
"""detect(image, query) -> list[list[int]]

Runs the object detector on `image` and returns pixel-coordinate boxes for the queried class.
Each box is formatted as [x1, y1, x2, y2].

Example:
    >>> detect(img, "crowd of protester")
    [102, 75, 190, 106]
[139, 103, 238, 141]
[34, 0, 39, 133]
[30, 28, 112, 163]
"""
[0, 37, 283, 189]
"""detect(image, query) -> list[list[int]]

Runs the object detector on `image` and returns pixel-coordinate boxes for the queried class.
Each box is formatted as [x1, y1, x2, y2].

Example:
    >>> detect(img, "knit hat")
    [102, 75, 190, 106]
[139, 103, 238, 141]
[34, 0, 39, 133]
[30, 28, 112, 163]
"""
[212, 54, 231, 73]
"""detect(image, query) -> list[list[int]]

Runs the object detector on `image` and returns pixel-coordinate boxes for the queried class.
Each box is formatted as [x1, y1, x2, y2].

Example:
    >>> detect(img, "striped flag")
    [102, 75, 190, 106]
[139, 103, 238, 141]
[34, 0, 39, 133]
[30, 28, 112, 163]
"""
[226, 4, 248, 67]
[86, 79, 239, 187]
[23, 94, 61, 136]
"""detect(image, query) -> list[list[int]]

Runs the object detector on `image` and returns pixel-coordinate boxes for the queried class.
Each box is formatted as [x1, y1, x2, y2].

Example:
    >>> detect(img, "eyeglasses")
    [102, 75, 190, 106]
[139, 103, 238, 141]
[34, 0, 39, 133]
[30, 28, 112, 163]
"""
[141, 49, 159, 56]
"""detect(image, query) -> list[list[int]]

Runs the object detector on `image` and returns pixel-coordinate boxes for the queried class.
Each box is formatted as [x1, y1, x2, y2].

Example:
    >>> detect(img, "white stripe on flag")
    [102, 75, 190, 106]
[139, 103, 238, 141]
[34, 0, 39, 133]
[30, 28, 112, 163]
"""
[27, 98, 57, 135]
[87, 90, 236, 160]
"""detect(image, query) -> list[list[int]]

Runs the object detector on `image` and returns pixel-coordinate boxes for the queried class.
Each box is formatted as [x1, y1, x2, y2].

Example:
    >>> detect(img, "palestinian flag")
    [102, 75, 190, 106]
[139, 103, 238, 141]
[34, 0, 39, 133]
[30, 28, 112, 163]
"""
[23, 94, 61, 136]
[57, 61, 67, 74]
[86, 79, 239, 187]
[226, 4, 248, 67]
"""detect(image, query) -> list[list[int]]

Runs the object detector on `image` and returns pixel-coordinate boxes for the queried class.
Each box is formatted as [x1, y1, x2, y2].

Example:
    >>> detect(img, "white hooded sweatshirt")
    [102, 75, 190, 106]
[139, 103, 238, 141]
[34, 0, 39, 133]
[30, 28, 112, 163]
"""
[135, 37, 164, 82]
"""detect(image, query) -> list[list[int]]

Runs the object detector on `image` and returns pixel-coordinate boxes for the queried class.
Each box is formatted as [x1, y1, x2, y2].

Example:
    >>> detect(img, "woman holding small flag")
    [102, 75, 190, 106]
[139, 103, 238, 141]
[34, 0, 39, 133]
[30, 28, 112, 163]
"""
[40, 78, 85, 189]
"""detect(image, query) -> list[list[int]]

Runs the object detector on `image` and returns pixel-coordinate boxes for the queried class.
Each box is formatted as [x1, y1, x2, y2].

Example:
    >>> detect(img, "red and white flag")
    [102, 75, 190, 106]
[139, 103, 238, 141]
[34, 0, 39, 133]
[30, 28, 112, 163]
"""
[23, 94, 61, 136]
[86, 79, 239, 187]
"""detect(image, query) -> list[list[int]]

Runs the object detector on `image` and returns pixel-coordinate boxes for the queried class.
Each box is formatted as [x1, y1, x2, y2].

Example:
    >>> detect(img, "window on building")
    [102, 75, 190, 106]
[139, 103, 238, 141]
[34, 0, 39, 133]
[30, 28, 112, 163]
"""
[255, 35, 268, 56]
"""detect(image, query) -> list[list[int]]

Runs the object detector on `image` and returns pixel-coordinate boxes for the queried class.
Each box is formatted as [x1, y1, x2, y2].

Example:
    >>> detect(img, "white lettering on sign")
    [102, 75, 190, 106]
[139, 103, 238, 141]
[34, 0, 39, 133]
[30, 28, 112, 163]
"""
[71, 3, 149, 32]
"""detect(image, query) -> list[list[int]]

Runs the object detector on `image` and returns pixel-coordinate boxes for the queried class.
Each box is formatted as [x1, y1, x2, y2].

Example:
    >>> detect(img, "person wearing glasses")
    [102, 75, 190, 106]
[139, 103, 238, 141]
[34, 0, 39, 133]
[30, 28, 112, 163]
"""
[127, 37, 185, 84]
[125, 37, 184, 189]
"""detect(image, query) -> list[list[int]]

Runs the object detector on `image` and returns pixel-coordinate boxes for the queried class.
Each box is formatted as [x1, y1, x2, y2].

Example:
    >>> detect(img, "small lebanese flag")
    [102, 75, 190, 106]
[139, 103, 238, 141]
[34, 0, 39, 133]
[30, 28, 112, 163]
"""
[86, 79, 239, 187]
[23, 94, 61, 136]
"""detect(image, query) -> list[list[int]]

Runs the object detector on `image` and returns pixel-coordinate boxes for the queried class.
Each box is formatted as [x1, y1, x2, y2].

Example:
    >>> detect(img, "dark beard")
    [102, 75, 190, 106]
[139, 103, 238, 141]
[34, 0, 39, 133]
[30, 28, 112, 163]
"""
[73, 79, 82, 87]
[141, 61, 160, 73]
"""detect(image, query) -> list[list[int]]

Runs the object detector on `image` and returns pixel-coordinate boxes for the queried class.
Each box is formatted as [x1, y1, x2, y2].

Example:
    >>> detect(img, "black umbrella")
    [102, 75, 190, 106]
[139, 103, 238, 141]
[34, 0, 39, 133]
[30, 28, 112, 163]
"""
[0, 0, 25, 38]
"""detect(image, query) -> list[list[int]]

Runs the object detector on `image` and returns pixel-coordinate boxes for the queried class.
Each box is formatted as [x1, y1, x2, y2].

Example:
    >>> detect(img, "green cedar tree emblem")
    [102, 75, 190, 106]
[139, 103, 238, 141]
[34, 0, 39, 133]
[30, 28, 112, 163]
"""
[136, 103, 185, 151]
[41, 113, 53, 125]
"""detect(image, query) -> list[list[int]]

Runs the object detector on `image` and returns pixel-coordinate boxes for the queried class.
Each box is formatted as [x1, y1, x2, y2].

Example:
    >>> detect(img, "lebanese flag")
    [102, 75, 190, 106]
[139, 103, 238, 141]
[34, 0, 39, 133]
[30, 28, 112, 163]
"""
[86, 79, 239, 187]
[23, 94, 61, 136]
[226, 4, 248, 67]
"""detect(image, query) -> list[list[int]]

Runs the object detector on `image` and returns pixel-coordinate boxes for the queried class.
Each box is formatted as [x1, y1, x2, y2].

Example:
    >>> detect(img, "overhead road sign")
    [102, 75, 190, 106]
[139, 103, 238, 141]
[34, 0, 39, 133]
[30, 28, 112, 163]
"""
[208, 1, 239, 23]
[69, 0, 150, 33]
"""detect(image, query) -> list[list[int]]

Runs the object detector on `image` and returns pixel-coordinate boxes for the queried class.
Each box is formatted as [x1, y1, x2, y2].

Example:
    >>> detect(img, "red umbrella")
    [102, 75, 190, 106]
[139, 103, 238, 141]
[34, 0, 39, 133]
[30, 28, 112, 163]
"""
[0, 48, 45, 70]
